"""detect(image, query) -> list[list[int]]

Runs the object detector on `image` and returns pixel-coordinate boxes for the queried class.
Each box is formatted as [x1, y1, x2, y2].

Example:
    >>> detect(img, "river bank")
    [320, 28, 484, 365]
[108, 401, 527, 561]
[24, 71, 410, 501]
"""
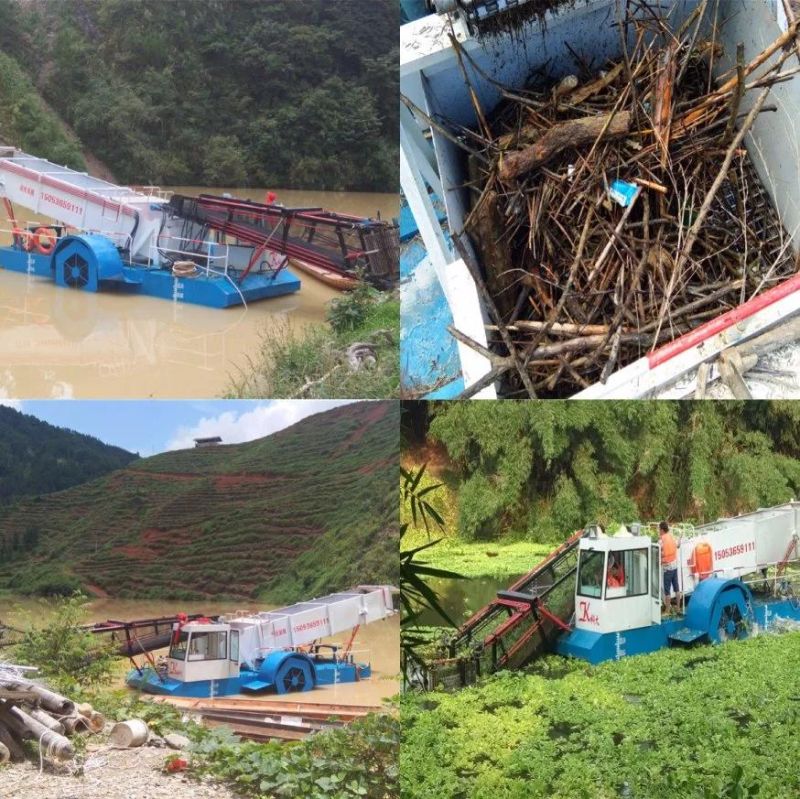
[0, 595, 400, 706]
[0, 187, 397, 399]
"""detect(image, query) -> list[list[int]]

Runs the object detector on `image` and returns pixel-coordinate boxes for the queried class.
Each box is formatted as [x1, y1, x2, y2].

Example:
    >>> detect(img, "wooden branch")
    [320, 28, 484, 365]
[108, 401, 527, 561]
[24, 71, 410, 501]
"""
[498, 111, 633, 181]
[453, 232, 538, 398]
[487, 320, 614, 337]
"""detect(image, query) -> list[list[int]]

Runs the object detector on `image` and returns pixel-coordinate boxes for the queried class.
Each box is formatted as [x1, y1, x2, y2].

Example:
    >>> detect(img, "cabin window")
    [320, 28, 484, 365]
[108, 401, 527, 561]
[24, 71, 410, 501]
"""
[604, 549, 649, 599]
[651, 544, 661, 599]
[169, 631, 189, 661]
[230, 630, 240, 663]
[577, 550, 606, 598]
[187, 631, 228, 661]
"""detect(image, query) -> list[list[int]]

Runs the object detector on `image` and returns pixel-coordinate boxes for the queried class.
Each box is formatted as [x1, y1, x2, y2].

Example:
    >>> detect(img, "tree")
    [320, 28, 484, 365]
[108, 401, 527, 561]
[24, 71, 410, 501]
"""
[400, 464, 464, 686]
[424, 401, 800, 541]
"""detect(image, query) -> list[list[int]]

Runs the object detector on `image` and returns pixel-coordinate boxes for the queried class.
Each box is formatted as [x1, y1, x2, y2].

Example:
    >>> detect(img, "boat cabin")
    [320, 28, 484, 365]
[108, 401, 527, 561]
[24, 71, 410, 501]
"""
[575, 527, 662, 634]
[166, 621, 240, 683]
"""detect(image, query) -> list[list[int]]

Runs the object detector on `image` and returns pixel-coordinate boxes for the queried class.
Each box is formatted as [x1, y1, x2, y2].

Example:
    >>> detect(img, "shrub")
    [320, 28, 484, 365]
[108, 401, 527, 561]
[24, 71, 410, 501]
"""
[13, 593, 116, 693]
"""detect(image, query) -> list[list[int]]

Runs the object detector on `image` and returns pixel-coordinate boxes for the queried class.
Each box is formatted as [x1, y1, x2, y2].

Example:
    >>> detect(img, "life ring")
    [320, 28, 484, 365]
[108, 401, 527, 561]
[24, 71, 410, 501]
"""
[33, 227, 57, 255]
[172, 260, 199, 278]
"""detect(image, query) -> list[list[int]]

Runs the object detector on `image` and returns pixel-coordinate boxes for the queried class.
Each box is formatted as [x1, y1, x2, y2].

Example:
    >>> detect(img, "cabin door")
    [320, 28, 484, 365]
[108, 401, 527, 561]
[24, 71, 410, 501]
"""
[650, 544, 661, 624]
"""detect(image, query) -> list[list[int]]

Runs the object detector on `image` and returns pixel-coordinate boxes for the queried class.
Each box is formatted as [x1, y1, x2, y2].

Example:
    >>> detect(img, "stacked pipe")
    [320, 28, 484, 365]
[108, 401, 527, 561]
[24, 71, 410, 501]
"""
[448, 1, 800, 397]
[0, 673, 104, 763]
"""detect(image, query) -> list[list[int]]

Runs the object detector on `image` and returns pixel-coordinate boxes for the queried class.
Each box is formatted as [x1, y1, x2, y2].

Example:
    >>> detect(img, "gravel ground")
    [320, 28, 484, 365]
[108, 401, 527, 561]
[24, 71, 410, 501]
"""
[0, 743, 240, 799]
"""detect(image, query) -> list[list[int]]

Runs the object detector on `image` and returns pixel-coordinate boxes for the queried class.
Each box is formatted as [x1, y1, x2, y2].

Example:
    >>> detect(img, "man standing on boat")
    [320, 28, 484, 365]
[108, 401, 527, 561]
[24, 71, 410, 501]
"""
[660, 521, 681, 614]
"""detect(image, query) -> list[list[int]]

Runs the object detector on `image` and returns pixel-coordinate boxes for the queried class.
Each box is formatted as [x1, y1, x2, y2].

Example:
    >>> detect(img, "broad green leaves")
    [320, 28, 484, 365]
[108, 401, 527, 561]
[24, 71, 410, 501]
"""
[401, 633, 800, 798]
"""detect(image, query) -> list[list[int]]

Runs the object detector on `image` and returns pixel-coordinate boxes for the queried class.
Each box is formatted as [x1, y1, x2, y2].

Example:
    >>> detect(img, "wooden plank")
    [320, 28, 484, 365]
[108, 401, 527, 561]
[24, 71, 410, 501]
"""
[203, 718, 309, 742]
[149, 696, 382, 715]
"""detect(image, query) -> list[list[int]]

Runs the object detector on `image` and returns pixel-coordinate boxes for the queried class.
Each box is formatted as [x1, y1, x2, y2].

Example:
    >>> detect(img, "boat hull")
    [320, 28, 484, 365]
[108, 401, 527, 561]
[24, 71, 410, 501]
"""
[0, 245, 300, 308]
[288, 258, 358, 291]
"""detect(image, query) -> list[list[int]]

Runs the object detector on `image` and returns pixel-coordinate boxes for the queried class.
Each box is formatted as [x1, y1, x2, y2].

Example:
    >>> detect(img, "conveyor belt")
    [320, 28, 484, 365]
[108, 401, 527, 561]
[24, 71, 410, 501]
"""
[421, 530, 583, 689]
[168, 194, 399, 287]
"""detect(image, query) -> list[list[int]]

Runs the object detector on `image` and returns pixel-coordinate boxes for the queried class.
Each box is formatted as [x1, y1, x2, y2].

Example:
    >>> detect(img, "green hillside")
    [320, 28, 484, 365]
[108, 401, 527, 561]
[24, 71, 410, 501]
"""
[0, 405, 136, 504]
[0, 402, 399, 601]
[0, 49, 85, 167]
[0, 0, 397, 191]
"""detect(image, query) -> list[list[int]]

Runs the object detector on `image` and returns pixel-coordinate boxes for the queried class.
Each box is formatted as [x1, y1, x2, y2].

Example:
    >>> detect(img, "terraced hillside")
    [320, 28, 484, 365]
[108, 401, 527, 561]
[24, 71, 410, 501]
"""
[0, 402, 399, 600]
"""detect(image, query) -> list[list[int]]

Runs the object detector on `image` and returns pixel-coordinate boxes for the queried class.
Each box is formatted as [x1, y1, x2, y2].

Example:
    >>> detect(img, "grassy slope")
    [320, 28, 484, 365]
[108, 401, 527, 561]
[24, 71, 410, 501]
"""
[0, 51, 85, 167]
[0, 402, 399, 601]
[228, 295, 400, 400]
[401, 632, 800, 799]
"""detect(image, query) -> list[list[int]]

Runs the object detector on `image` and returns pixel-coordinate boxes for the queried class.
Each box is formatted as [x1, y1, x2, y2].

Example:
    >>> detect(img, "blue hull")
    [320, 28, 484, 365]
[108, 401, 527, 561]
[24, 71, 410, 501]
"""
[557, 596, 800, 664]
[126, 660, 372, 697]
[126, 670, 250, 697]
[0, 246, 300, 308]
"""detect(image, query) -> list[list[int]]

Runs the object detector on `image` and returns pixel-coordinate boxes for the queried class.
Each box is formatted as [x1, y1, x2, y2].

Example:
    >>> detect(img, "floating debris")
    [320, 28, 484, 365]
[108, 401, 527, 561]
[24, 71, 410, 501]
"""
[453, 3, 800, 397]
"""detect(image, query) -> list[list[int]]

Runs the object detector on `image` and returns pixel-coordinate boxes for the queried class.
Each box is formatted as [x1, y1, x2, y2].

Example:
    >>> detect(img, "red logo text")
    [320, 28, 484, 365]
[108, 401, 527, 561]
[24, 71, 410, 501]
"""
[579, 601, 599, 626]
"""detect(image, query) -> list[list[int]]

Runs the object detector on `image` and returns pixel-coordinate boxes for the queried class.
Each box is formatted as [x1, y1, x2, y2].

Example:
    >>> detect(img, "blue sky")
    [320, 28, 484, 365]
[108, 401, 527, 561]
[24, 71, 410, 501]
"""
[5, 400, 353, 456]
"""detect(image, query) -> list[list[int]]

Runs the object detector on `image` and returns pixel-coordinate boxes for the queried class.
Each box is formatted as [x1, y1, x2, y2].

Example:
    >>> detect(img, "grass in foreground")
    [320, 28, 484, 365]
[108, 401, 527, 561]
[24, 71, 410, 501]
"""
[228, 286, 400, 399]
[401, 631, 800, 799]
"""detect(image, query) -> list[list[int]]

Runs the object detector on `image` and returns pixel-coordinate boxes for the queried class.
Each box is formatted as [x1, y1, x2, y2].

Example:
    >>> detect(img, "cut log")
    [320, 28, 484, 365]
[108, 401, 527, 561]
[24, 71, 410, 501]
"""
[0, 721, 25, 763]
[0, 679, 75, 716]
[62, 714, 92, 735]
[498, 110, 633, 181]
[4, 705, 74, 759]
[29, 707, 65, 735]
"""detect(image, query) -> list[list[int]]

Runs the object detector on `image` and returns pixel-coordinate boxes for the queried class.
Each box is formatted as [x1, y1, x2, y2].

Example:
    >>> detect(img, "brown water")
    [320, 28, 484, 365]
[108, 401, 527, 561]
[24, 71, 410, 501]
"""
[0, 187, 398, 399]
[0, 595, 400, 704]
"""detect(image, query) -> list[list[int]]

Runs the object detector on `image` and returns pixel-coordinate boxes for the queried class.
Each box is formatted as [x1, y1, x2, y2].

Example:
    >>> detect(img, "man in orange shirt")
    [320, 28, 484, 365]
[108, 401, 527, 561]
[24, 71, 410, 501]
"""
[660, 521, 681, 613]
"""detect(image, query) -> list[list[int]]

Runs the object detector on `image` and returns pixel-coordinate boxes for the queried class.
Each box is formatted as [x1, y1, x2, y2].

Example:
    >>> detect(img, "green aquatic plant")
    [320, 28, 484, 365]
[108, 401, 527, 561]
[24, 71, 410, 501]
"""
[400, 632, 800, 798]
[191, 713, 399, 799]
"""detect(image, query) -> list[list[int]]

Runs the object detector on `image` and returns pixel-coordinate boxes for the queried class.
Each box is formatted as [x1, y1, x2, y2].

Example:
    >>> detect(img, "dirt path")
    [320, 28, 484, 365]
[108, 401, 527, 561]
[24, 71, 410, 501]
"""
[0, 744, 238, 799]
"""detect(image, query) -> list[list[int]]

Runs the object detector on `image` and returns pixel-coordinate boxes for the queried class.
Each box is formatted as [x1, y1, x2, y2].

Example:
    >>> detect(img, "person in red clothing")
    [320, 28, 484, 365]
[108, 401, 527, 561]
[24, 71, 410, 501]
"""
[606, 554, 625, 588]
[660, 521, 681, 613]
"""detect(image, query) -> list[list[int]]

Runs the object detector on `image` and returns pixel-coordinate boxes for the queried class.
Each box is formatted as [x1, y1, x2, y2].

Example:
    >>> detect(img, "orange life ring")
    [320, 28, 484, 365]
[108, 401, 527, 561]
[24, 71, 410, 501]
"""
[33, 227, 56, 256]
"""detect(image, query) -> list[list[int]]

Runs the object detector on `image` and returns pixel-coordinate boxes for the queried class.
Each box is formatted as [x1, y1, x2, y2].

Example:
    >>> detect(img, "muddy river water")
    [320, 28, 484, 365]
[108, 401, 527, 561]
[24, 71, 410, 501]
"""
[0, 595, 400, 705]
[0, 188, 398, 399]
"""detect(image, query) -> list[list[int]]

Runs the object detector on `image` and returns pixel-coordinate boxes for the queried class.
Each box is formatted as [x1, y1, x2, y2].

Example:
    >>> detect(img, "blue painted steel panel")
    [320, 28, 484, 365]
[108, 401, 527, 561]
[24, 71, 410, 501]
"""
[557, 619, 685, 664]
[315, 662, 357, 684]
[0, 237, 300, 308]
[401, 0, 430, 24]
[239, 679, 273, 692]
[0, 246, 54, 278]
[400, 193, 462, 397]
[125, 669, 247, 697]
[557, 582, 800, 665]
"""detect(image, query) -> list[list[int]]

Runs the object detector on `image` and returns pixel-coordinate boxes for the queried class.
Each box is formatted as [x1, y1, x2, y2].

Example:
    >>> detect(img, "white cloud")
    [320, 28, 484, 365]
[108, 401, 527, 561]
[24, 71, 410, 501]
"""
[166, 400, 357, 451]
